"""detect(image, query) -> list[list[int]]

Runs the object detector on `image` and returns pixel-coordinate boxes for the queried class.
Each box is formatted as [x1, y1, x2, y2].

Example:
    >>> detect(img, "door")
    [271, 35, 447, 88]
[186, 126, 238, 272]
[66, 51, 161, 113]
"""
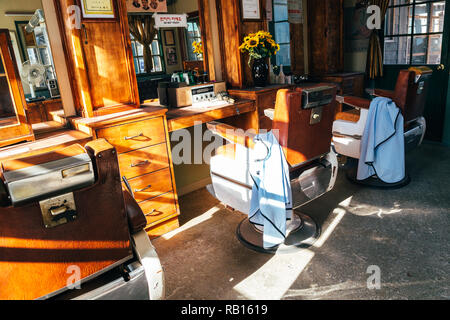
[378, 0, 450, 142]
[0, 30, 34, 147]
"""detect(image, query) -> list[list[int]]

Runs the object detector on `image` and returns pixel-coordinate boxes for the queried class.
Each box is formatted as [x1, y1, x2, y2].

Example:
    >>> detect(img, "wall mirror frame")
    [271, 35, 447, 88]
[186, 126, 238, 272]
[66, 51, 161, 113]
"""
[127, 0, 217, 103]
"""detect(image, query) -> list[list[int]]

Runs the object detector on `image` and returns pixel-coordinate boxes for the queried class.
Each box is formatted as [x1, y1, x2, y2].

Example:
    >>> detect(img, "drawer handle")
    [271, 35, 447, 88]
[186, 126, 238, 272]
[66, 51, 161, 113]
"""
[124, 133, 144, 140]
[130, 160, 150, 168]
[134, 185, 152, 193]
[145, 209, 156, 217]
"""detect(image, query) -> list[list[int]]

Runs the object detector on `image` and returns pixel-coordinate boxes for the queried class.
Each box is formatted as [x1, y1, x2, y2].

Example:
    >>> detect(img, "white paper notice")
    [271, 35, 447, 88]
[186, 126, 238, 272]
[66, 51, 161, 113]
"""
[242, 0, 260, 20]
[288, 0, 303, 24]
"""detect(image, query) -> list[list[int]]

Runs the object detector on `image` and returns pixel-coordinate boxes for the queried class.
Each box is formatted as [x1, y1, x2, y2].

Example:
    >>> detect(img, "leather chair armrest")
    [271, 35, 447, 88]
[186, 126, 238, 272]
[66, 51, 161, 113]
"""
[207, 121, 256, 149]
[373, 88, 396, 100]
[123, 189, 147, 234]
[338, 95, 371, 109]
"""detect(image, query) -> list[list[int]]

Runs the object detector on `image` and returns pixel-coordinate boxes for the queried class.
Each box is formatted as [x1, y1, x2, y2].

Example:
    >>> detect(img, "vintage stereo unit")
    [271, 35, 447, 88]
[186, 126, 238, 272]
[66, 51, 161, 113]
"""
[167, 81, 226, 108]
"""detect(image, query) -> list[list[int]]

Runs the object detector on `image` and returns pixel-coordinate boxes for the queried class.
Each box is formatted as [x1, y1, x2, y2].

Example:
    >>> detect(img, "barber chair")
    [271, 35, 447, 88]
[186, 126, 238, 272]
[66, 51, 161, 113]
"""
[206, 85, 339, 253]
[0, 139, 164, 300]
[332, 67, 432, 188]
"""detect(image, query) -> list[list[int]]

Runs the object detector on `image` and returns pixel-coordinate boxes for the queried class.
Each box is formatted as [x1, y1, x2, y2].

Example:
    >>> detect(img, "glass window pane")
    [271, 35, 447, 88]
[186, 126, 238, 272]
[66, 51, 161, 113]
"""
[384, 36, 411, 64]
[412, 35, 427, 64]
[34, 27, 46, 46]
[151, 40, 160, 55]
[276, 44, 290, 66]
[138, 57, 145, 72]
[152, 57, 162, 73]
[385, 6, 412, 35]
[27, 48, 39, 64]
[39, 48, 51, 65]
[389, 0, 412, 5]
[131, 42, 136, 56]
[274, 4, 288, 21]
[414, 3, 430, 34]
[136, 42, 143, 56]
[275, 22, 290, 44]
[430, 1, 446, 33]
[427, 34, 442, 64]
[134, 58, 140, 74]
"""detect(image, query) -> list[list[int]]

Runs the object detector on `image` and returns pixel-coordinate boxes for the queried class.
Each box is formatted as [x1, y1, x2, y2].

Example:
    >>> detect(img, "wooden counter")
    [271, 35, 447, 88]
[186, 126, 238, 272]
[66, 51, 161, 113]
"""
[141, 99, 257, 132]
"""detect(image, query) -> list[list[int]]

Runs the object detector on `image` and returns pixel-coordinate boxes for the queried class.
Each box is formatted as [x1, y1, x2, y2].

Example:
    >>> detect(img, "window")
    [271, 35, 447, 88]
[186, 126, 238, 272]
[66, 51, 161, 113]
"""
[384, 0, 446, 65]
[131, 33, 164, 74]
[19, 24, 56, 88]
[270, 0, 291, 67]
[185, 18, 202, 61]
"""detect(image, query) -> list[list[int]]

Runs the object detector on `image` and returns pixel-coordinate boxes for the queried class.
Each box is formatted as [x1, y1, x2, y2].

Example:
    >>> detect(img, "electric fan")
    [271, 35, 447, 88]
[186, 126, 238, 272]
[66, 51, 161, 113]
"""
[20, 61, 46, 102]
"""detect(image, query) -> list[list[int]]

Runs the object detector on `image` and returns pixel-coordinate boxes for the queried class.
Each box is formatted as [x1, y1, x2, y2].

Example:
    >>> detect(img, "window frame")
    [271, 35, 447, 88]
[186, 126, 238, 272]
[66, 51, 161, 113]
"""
[383, 0, 446, 66]
[185, 16, 203, 62]
[268, 0, 291, 72]
[130, 30, 166, 77]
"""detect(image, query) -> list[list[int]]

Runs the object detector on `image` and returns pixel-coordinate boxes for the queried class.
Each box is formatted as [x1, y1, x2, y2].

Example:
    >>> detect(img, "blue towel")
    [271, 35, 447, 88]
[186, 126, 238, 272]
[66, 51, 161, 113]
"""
[248, 131, 293, 249]
[357, 97, 405, 183]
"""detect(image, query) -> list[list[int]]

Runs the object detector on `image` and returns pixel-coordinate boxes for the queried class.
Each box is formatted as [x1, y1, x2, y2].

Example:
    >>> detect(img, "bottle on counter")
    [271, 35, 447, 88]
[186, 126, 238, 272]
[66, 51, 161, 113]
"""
[278, 65, 286, 84]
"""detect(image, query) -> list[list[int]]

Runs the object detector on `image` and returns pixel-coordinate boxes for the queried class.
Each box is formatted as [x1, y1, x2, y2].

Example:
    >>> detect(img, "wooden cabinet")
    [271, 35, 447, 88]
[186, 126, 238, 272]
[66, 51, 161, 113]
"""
[0, 30, 34, 147]
[228, 85, 294, 131]
[25, 99, 64, 124]
[307, 0, 344, 76]
[55, 0, 139, 118]
[72, 106, 180, 238]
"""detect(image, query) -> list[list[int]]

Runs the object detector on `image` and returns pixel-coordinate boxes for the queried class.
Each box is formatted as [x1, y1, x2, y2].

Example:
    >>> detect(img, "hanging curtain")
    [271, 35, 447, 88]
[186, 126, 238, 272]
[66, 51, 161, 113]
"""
[366, 0, 390, 79]
[128, 15, 158, 73]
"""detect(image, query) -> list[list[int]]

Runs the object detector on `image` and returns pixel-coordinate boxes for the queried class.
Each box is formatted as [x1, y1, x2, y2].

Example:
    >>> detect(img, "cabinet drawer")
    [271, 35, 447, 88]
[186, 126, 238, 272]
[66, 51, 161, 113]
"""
[118, 143, 169, 179]
[96, 117, 166, 153]
[139, 192, 178, 227]
[125, 168, 173, 202]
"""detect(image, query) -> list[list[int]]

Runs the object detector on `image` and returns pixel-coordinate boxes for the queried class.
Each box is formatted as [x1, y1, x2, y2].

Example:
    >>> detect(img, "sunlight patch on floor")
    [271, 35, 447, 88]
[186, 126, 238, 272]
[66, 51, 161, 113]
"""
[233, 196, 354, 299]
[161, 205, 223, 240]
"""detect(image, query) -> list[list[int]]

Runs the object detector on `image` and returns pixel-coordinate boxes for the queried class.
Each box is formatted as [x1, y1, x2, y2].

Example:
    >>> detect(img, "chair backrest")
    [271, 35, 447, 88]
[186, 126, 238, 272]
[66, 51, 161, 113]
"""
[272, 85, 337, 168]
[393, 67, 432, 123]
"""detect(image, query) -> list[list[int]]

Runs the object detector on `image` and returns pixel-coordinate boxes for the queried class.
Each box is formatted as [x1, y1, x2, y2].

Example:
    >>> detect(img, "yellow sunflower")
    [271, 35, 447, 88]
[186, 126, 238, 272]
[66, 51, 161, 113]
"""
[248, 36, 259, 48]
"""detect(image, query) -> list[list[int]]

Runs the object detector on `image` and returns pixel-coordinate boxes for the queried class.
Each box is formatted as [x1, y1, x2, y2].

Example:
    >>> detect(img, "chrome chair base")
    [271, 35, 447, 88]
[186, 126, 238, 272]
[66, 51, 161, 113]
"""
[346, 165, 411, 189]
[236, 211, 320, 254]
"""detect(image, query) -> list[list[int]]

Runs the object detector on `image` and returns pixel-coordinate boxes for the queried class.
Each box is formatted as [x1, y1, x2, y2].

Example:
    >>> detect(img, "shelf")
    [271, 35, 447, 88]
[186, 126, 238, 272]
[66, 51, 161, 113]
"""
[0, 73, 6, 77]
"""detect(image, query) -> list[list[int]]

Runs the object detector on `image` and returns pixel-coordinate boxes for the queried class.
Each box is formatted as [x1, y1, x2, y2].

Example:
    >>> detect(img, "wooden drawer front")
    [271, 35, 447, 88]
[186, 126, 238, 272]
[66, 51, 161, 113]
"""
[140, 192, 178, 227]
[97, 117, 166, 153]
[126, 168, 173, 202]
[118, 143, 169, 179]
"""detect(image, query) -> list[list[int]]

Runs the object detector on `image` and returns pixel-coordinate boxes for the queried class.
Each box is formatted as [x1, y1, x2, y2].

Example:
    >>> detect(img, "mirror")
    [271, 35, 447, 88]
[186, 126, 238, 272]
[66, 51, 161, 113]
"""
[128, 0, 208, 103]
[0, 0, 63, 129]
[0, 53, 19, 127]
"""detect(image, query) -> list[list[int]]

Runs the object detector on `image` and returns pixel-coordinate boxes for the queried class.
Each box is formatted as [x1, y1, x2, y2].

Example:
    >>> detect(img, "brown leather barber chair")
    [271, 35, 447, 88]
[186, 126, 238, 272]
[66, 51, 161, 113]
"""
[0, 139, 164, 300]
[206, 85, 339, 253]
[332, 67, 432, 188]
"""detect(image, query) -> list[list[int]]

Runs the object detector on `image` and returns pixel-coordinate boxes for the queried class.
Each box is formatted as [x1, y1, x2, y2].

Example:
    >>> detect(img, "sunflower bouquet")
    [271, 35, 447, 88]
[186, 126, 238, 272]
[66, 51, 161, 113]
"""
[192, 41, 203, 58]
[239, 30, 280, 66]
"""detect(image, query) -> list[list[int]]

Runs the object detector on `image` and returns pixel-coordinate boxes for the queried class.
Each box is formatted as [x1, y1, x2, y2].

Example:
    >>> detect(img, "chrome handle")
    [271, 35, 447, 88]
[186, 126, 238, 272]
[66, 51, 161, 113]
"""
[130, 160, 150, 168]
[124, 133, 144, 140]
[145, 209, 156, 217]
[134, 185, 152, 193]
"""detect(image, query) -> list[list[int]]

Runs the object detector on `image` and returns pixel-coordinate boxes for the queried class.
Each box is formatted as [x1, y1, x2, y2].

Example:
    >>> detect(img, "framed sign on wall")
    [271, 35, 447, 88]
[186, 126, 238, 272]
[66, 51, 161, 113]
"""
[79, 0, 116, 19]
[241, 0, 262, 21]
[126, 0, 168, 13]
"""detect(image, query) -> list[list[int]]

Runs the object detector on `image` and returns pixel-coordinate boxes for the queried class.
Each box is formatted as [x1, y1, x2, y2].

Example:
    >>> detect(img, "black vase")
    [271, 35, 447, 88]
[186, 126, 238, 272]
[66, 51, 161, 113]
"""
[251, 58, 269, 87]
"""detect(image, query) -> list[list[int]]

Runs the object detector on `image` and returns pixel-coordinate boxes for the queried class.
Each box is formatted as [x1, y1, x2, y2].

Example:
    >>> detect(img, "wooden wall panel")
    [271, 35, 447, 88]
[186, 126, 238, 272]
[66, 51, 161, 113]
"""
[307, 0, 344, 76]
[53, 0, 139, 118]
[216, 0, 271, 88]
